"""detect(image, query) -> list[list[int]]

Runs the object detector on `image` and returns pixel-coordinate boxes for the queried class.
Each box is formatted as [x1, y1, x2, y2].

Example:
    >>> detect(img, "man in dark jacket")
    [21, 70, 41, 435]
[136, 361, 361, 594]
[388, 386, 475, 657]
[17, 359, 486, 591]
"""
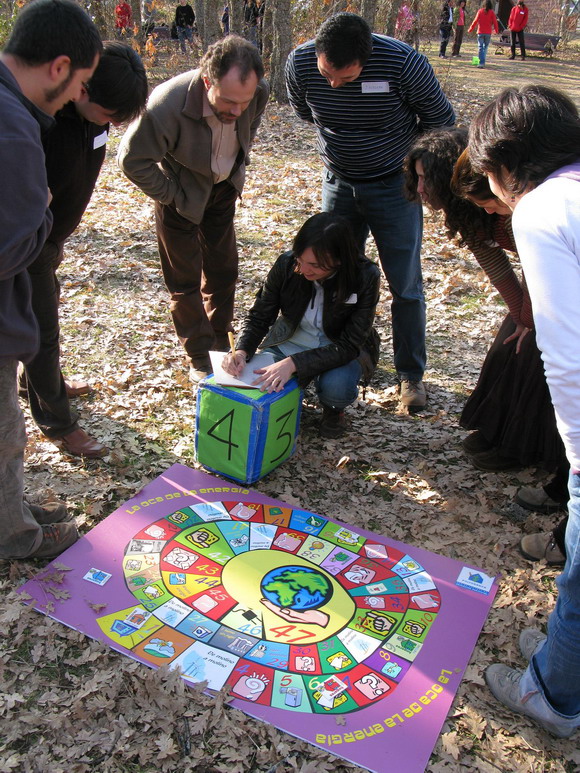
[119, 36, 269, 382]
[20, 42, 148, 459]
[175, 0, 196, 54]
[0, 0, 101, 560]
[439, 0, 455, 57]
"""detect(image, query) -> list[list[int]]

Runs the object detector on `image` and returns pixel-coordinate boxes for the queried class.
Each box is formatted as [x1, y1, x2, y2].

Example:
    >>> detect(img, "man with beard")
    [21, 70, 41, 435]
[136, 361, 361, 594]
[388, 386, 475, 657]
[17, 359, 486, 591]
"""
[0, 0, 101, 560]
[118, 36, 269, 382]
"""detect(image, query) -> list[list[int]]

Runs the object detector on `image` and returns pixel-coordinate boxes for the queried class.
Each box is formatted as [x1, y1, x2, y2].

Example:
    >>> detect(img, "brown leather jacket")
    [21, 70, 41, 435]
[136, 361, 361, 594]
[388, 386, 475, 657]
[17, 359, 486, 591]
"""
[118, 69, 269, 224]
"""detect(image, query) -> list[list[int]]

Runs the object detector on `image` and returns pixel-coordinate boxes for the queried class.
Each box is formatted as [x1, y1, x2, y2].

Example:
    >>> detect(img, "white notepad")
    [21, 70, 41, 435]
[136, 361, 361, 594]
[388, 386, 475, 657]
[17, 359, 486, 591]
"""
[208, 350, 276, 388]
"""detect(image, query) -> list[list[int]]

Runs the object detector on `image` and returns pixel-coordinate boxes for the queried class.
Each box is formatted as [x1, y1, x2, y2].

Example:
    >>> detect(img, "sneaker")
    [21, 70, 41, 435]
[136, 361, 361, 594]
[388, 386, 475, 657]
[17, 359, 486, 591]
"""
[189, 359, 212, 384]
[399, 380, 426, 412]
[470, 447, 521, 471]
[27, 501, 72, 525]
[478, 64, 485, 68]
[28, 522, 79, 559]
[519, 628, 547, 661]
[462, 430, 493, 456]
[515, 485, 566, 514]
[519, 531, 566, 566]
[485, 664, 579, 738]
[319, 406, 346, 439]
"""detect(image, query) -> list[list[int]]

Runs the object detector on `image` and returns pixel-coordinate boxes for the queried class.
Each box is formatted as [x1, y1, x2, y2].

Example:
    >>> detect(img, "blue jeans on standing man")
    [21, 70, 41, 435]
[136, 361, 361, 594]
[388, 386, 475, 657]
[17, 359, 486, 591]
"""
[522, 470, 580, 731]
[177, 25, 193, 54]
[321, 169, 425, 382]
[477, 33, 491, 65]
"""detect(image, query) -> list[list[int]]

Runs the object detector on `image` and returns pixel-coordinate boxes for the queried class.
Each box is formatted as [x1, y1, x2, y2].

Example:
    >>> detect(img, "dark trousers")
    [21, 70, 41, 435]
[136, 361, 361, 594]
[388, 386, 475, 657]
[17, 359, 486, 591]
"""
[439, 23, 452, 55]
[21, 240, 79, 439]
[510, 29, 526, 57]
[452, 25, 464, 55]
[155, 181, 238, 364]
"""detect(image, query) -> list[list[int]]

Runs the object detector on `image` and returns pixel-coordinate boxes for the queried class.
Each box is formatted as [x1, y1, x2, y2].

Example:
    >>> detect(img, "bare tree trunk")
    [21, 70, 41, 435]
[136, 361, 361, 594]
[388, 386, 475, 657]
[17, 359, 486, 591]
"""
[261, 1, 273, 62]
[194, 0, 205, 44]
[202, 0, 222, 47]
[270, 0, 291, 103]
[130, 0, 141, 38]
[360, 0, 378, 30]
[230, 0, 244, 35]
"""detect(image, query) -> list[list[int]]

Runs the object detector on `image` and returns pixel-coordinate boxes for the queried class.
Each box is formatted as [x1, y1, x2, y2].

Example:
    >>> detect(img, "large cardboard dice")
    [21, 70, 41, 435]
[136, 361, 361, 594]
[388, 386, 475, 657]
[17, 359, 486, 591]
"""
[195, 377, 302, 484]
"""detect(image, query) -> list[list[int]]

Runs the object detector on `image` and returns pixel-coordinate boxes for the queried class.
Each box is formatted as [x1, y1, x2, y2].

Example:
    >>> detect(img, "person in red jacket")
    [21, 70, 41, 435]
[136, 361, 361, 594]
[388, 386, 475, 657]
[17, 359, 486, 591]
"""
[508, 0, 528, 60]
[468, 0, 498, 68]
[115, 0, 132, 38]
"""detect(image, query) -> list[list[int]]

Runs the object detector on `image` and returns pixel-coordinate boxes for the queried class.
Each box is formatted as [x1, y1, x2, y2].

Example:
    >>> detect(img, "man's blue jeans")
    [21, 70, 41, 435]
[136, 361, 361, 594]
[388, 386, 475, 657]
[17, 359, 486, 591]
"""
[526, 470, 580, 722]
[322, 169, 425, 381]
[477, 33, 491, 65]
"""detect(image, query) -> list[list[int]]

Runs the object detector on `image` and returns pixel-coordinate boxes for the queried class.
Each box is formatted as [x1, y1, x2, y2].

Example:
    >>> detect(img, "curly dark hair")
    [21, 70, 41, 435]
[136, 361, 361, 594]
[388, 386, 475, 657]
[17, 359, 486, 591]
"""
[200, 34, 264, 85]
[468, 85, 580, 196]
[404, 127, 495, 243]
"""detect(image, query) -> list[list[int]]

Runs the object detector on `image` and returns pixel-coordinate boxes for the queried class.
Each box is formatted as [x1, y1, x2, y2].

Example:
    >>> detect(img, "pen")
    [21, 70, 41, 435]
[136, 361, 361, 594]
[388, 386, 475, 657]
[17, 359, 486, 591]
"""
[228, 331, 236, 356]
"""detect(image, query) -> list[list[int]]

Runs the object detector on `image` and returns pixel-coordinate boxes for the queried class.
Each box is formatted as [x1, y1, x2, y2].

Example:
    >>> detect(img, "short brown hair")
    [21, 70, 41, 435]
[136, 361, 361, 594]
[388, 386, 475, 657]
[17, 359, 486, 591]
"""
[200, 35, 264, 85]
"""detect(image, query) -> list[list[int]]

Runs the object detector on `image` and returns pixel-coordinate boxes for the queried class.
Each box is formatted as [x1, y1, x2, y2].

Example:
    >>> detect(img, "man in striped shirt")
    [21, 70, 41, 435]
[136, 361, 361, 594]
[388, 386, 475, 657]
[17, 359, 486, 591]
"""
[285, 13, 455, 410]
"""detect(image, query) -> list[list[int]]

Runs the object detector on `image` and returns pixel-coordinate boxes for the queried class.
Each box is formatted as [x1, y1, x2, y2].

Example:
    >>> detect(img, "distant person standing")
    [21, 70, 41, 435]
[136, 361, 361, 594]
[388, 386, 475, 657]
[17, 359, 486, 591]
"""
[395, 4, 416, 46]
[508, 0, 528, 60]
[115, 0, 132, 38]
[285, 13, 455, 411]
[452, 0, 467, 56]
[175, 0, 195, 54]
[468, 0, 499, 68]
[221, 4, 230, 35]
[439, 0, 455, 58]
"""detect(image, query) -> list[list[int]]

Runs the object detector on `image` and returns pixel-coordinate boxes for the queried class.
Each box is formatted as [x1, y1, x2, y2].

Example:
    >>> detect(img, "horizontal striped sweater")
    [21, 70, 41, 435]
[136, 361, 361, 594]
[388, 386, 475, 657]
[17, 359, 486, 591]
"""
[464, 215, 533, 328]
[285, 34, 455, 180]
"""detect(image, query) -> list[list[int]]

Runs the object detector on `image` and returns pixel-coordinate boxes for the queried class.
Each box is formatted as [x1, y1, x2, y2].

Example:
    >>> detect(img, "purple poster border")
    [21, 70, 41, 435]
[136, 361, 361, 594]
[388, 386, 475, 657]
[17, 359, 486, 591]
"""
[20, 463, 498, 773]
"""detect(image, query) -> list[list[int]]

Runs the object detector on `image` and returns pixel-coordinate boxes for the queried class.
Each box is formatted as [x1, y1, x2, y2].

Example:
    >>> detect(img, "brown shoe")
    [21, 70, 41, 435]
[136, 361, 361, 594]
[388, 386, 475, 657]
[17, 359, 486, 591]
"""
[28, 522, 79, 559]
[399, 380, 426, 412]
[27, 501, 72, 525]
[189, 359, 212, 384]
[319, 406, 346, 438]
[519, 531, 566, 566]
[53, 428, 108, 458]
[65, 379, 92, 397]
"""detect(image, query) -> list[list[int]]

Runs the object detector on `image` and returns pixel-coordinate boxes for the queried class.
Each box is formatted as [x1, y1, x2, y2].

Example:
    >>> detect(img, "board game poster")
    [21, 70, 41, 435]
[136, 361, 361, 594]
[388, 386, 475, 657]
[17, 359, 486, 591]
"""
[20, 464, 498, 773]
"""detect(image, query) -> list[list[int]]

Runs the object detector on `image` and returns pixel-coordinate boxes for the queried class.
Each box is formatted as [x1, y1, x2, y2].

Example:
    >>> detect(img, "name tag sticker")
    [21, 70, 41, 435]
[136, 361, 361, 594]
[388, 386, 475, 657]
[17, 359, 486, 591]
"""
[362, 81, 389, 94]
[93, 130, 108, 149]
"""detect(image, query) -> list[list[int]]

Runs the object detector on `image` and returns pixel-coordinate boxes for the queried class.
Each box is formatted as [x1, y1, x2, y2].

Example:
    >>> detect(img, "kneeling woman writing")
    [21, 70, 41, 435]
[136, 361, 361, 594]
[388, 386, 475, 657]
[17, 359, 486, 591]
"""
[222, 213, 381, 438]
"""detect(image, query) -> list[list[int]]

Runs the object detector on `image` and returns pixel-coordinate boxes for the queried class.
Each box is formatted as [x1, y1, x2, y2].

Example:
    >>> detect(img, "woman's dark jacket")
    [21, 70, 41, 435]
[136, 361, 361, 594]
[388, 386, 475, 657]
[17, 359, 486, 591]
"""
[237, 251, 381, 385]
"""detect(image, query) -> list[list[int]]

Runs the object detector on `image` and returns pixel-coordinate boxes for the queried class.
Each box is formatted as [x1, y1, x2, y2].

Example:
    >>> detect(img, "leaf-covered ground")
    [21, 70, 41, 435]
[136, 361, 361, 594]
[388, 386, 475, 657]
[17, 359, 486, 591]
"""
[1, 48, 580, 773]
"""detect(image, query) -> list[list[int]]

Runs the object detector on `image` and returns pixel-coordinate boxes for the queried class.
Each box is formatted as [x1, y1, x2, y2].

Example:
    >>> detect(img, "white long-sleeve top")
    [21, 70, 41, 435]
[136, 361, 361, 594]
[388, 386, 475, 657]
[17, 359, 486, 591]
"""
[512, 164, 580, 470]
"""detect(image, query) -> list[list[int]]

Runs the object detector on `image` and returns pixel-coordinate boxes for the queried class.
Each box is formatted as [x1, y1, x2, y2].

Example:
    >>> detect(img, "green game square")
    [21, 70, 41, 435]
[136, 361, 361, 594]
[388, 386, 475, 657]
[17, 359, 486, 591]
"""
[260, 388, 301, 478]
[196, 389, 255, 482]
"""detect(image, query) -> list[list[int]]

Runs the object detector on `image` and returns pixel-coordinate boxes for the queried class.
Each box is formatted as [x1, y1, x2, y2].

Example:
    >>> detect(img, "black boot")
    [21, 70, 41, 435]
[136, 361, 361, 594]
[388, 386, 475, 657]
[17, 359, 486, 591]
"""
[319, 406, 346, 438]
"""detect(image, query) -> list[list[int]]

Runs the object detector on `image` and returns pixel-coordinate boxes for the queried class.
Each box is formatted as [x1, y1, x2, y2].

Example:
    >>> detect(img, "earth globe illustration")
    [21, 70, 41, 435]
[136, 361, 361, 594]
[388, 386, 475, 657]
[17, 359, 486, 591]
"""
[260, 565, 333, 611]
